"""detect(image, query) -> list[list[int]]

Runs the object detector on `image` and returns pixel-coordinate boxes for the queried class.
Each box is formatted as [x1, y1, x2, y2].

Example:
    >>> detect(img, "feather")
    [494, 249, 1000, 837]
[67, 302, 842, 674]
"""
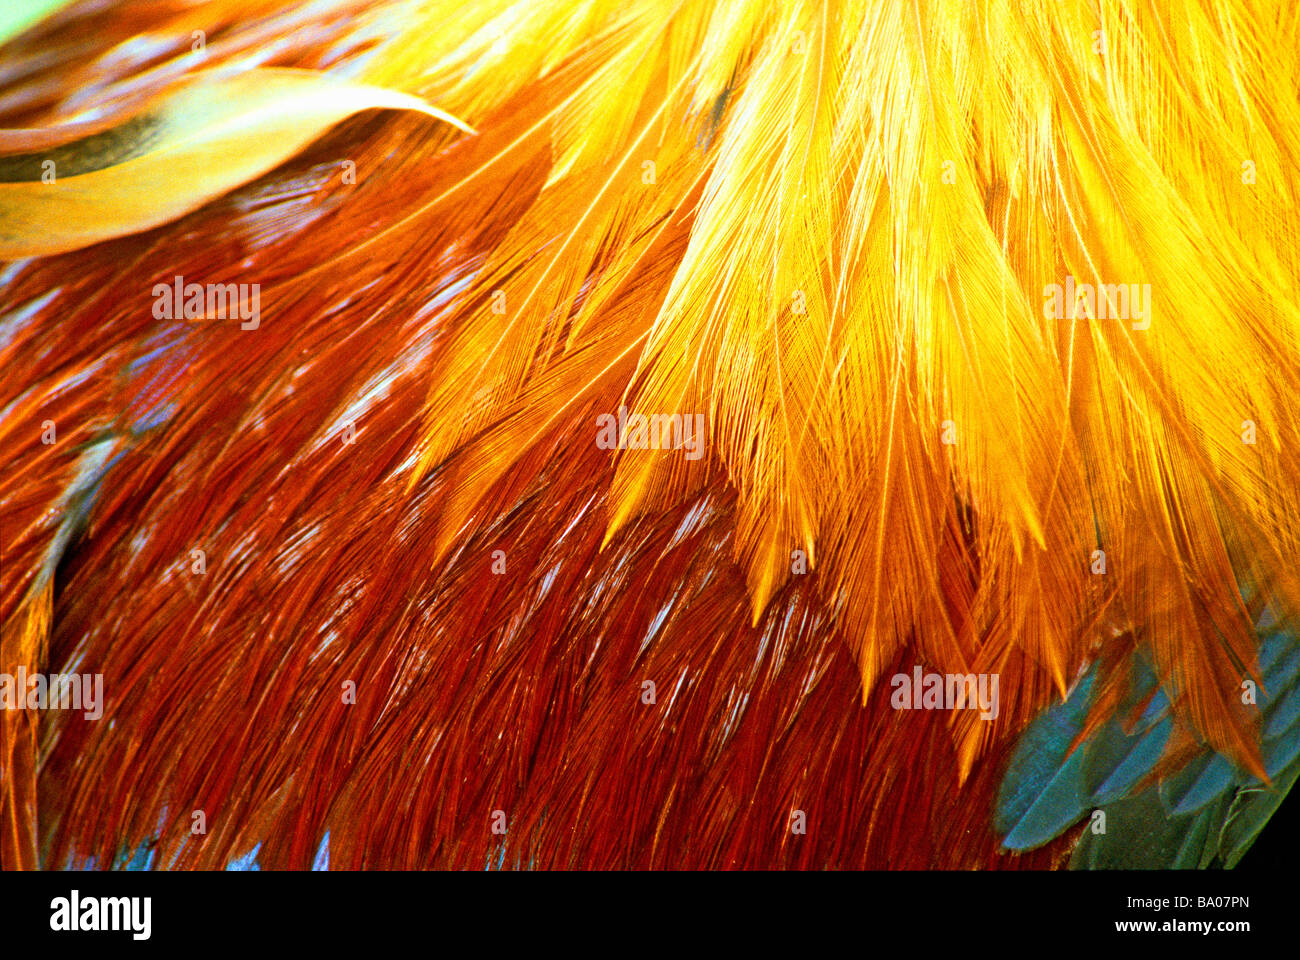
[0, 67, 471, 259]
[1, 0, 1299, 869]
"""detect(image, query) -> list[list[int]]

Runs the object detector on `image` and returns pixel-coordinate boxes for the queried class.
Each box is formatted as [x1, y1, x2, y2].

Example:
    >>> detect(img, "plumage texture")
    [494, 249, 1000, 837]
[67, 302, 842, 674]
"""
[1, 0, 1298, 869]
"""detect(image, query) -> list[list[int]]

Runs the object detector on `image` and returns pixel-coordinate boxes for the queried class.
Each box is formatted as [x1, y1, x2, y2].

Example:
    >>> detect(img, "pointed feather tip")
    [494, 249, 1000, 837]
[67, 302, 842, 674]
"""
[406, 101, 477, 137]
[403, 444, 437, 495]
[746, 539, 817, 627]
[857, 655, 885, 709]
[599, 503, 633, 553]
[1236, 740, 1270, 787]
[955, 727, 983, 786]
[747, 571, 778, 628]
[1050, 655, 1070, 703]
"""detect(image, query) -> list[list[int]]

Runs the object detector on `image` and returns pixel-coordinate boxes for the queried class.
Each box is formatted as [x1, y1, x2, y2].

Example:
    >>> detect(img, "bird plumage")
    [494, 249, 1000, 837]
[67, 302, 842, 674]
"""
[1, 0, 1298, 869]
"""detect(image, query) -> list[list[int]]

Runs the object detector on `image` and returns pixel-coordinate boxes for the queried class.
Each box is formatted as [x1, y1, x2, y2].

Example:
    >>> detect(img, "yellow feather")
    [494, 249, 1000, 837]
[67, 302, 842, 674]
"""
[390, 0, 1300, 774]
